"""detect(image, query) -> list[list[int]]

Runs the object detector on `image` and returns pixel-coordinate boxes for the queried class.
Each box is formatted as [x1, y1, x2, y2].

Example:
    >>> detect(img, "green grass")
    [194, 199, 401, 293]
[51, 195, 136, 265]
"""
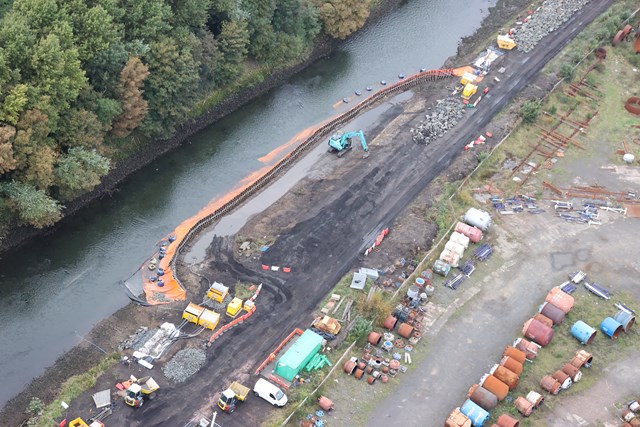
[33, 353, 120, 427]
[234, 282, 257, 300]
[486, 291, 640, 426]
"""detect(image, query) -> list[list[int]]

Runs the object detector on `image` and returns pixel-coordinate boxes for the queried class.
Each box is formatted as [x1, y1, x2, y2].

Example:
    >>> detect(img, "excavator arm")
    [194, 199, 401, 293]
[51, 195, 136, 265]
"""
[342, 131, 368, 152]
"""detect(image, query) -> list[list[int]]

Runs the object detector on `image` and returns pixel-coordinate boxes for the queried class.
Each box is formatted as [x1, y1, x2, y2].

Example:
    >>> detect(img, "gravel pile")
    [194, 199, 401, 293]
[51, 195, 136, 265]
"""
[162, 348, 207, 383]
[411, 98, 464, 144]
[202, 294, 232, 312]
[514, 0, 591, 53]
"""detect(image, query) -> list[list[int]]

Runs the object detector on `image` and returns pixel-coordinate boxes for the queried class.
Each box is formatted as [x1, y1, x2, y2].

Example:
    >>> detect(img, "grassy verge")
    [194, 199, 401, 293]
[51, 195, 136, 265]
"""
[31, 353, 120, 427]
[487, 291, 640, 426]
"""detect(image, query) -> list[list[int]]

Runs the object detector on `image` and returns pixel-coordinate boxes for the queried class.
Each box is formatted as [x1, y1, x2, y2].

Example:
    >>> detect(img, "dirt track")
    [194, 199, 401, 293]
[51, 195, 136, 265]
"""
[22, 1, 616, 426]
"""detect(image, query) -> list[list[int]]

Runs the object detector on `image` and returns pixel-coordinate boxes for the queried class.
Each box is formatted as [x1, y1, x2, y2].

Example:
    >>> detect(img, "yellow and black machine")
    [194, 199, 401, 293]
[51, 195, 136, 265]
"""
[124, 376, 159, 408]
[218, 381, 250, 414]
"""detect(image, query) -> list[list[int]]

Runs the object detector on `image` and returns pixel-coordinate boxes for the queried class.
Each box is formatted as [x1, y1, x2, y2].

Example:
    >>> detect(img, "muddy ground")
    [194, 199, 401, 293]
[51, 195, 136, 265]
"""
[0, 0, 613, 426]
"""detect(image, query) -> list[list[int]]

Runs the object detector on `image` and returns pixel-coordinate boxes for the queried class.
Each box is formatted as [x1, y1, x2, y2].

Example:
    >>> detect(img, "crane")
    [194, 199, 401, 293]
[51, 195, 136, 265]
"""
[327, 130, 369, 158]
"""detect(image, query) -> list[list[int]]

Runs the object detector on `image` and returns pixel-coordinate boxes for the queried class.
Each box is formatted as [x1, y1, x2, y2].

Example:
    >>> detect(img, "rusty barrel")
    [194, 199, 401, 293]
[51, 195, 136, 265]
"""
[522, 318, 554, 347]
[539, 302, 565, 325]
[467, 384, 498, 411]
[491, 365, 519, 391]
[514, 396, 533, 417]
[496, 414, 520, 427]
[368, 331, 382, 346]
[533, 313, 553, 328]
[397, 322, 414, 339]
[479, 374, 509, 401]
[343, 360, 357, 375]
[540, 375, 561, 395]
[614, 310, 636, 332]
[383, 315, 398, 330]
[318, 396, 333, 411]
[502, 346, 526, 364]
[513, 338, 539, 360]
[552, 370, 572, 389]
[570, 350, 593, 369]
[561, 363, 582, 382]
[526, 390, 544, 408]
[545, 287, 574, 313]
[500, 356, 523, 376]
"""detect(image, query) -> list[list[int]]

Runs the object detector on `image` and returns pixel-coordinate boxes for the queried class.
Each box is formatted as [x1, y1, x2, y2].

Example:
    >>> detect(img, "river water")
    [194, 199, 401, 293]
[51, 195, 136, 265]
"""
[0, 0, 494, 407]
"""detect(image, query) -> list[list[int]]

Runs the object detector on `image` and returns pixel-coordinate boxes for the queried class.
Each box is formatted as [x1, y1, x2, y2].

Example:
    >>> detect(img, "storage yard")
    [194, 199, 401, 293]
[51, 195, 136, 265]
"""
[10, 1, 640, 427]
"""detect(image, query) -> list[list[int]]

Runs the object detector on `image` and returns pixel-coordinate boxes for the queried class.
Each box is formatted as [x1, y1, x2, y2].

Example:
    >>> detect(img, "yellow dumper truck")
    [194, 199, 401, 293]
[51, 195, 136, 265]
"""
[124, 376, 159, 408]
[218, 381, 250, 414]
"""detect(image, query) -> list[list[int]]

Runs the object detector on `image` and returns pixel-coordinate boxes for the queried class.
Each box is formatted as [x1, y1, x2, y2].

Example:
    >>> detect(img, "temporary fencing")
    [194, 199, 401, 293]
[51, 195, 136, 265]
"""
[146, 68, 456, 304]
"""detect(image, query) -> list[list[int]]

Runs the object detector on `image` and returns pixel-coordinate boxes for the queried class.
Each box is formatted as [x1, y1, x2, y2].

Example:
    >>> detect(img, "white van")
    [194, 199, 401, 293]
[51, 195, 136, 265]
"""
[253, 378, 288, 407]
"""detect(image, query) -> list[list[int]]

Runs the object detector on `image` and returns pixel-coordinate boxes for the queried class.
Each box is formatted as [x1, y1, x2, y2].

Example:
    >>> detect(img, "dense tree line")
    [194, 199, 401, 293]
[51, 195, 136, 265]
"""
[0, 0, 371, 230]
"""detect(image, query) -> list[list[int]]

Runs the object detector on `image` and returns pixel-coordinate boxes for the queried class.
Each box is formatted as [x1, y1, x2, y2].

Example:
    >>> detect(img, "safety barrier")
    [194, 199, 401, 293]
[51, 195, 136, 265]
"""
[166, 69, 456, 296]
[206, 306, 256, 346]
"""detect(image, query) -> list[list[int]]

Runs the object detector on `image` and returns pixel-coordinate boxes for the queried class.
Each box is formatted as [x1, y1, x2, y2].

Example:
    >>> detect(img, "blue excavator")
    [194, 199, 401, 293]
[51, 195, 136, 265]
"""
[328, 130, 369, 158]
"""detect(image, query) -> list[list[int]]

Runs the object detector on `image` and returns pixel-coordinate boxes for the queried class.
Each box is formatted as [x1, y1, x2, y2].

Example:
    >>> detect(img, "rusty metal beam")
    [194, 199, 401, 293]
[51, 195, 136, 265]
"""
[543, 181, 563, 195]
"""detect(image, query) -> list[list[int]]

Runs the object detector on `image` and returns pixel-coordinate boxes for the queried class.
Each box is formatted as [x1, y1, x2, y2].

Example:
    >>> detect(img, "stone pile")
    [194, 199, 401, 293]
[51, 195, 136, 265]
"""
[411, 98, 464, 145]
[162, 348, 207, 383]
[118, 326, 152, 351]
[514, 0, 591, 53]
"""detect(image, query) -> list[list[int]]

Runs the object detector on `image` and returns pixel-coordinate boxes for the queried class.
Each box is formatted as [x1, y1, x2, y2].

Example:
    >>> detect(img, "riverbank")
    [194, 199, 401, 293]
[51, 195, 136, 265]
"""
[0, 1, 535, 425]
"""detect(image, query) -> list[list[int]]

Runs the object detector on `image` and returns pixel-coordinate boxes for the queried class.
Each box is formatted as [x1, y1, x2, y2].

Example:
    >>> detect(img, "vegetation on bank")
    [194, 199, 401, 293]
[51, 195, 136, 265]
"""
[0, 0, 373, 234]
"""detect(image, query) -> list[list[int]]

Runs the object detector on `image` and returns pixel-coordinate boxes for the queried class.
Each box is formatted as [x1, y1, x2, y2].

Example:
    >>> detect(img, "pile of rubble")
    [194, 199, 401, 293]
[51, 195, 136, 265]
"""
[118, 326, 152, 351]
[162, 348, 207, 383]
[411, 98, 464, 145]
[514, 0, 591, 53]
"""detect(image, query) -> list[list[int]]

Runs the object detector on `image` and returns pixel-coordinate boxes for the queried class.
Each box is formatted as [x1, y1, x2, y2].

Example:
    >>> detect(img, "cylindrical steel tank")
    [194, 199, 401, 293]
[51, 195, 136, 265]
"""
[343, 360, 357, 375]
[540, 375, 561, 395]
[460, 399, 490, 427]
[463, 207, 492, 231]
[500, 356, 523, 376]
[450, 231, 470, 248]
[397, 322, 414, 339]
[522, 318, 554, 347]
[368, 331, 382, 346]
[571, 321, 597, 344]
[467, 384, 498, 411]
[561, 363, 582, 382]
[383, 315, 398, 330]
[533, 313, 553, 328]
[496, 414, 520, 427]
[601, 317, 624, 339]
[491, 365, 519, 391]
[552, 370, 573, 389]
[539, 302, 565, 325]
[455, 221, 483, 243]
[526, 390, 544, 408]
[440, 249, 460, 268]
[479, 374, 509, 401]
[545, 288, 574, 313]
[407, 285, 420, 299]
[514, 396, 533, 417]
[614, 310, 635, 332]
[502, 346, 526, 364]
[318, 396, 333, 411]
[513, 338, 539, 360]
[445, 240, 466, 257]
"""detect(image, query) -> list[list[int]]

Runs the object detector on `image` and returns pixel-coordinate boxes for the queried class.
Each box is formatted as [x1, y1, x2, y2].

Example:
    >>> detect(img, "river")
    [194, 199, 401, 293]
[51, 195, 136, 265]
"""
[0, 0, 494, 407]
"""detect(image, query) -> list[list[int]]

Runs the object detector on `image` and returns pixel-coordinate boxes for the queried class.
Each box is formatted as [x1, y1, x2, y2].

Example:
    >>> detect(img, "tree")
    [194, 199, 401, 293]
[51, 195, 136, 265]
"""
[216, 20, 249, 84]
[168, 0, 213, 30]
[193, 30, 220, 87]
[30, 32, 87, 115]
[0, 125, 17, 174]
[120, 0, 172, 41]
[111, 57, 149, 138]
[0, 13, 38, 74]
[0, 84, 29, 125]
[0, 180, 62, 228]
[316, 0, 370, 40]
[54, 147, 110, 200]
[142, 37, 200, 137]
[64, 2, 122, 63]
[520, 99, 542, 124]
[94, 97, 122, 130]
[55, 108, 104, 148]
[12, 109, 57, 190]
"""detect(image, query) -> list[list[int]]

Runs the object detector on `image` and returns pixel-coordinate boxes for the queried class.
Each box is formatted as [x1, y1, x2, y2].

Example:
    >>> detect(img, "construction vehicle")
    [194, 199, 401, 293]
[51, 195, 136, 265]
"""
[497, 35, 516, 50]
[182, 302, 220, 330]
[461, 83, 478, 100]
[218, 381, 250, 414]
[312, 315, 341, 335]
[124, 376, 159, 408]
[206, 281, 229, 303]
[327, 130, 368, 158]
